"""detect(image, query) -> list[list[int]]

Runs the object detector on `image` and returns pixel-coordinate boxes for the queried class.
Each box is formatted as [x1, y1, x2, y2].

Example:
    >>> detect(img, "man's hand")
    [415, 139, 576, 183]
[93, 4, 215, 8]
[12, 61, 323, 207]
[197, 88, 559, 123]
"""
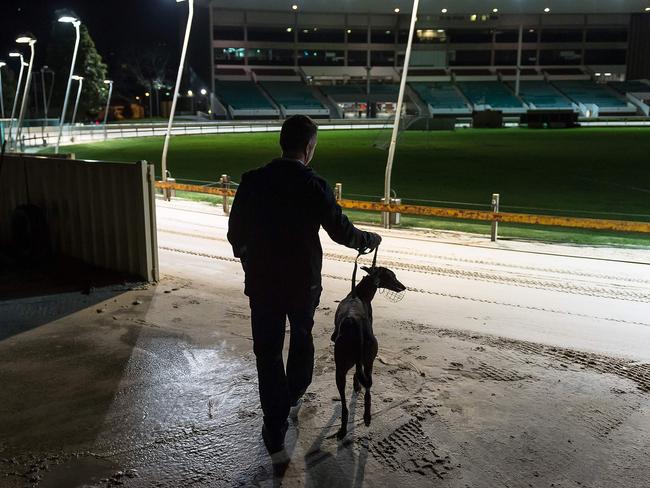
[362, 232, 382, 253]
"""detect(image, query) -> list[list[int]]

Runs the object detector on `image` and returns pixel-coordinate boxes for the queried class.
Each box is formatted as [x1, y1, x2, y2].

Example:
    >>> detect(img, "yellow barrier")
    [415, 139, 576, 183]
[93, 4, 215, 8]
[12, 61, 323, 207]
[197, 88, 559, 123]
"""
[339, 199, 650, 234]
[155, 181, 650, 235]
[155, 181, 236, 197]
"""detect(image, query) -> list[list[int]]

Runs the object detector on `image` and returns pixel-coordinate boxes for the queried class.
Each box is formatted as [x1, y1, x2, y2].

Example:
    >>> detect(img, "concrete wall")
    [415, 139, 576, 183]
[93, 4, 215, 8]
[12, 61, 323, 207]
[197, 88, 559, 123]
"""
[0, 155, 158, 282]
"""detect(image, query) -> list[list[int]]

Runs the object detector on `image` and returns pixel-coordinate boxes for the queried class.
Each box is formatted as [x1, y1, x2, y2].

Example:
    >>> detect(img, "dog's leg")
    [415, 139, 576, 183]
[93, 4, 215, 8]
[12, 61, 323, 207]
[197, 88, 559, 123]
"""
[336, 370, 348, 439]
[363, 363, 373, 427]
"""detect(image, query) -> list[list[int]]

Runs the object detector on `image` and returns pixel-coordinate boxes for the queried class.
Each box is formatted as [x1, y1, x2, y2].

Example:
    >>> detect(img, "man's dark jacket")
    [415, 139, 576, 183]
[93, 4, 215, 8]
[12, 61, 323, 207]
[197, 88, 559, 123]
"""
[227, 158, 372, 302]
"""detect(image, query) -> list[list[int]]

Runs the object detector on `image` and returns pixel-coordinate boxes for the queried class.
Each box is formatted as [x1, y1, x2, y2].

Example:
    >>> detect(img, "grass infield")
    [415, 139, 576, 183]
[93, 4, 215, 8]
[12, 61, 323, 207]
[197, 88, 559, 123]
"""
[47, 127, 650, 246]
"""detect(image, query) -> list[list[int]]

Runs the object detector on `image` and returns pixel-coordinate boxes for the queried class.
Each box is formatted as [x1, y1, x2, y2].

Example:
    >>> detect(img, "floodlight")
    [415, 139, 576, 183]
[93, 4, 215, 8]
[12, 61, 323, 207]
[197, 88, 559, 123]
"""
[394, 8, 400, 13]
[200, 88, 207, 95]
[58, 16, 79, 23]
[543, 7, 550, 13]
[441, 8, 448, 13]
[492, 8, 498, 13]
[292, 4, 298, 10]
[16, 35, 36, 44]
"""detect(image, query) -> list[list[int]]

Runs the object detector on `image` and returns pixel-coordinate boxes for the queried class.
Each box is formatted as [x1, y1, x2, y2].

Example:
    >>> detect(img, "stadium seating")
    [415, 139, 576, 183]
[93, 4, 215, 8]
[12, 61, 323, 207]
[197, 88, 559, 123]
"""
[609, 80, 650, 94]
[368, 83, 399, 99]
[320, 85, 366, 102]
[410, 82, 469, 113]
[510, 81, 574, 109]
[456, 81, 524, 111]
[261, 82, 327, 113]
[214, 81, 276, 113]
[553, 81, 629, 109]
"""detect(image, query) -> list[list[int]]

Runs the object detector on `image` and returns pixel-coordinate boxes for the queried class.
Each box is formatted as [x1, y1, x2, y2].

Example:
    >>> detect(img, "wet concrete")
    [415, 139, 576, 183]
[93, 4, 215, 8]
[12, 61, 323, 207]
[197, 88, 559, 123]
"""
[0, 198, 649, 487]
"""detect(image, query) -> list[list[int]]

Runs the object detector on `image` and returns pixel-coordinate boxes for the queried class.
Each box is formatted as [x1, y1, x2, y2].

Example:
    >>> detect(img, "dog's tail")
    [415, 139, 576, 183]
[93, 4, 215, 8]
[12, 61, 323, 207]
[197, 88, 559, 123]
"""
[352, 321, 370, 389]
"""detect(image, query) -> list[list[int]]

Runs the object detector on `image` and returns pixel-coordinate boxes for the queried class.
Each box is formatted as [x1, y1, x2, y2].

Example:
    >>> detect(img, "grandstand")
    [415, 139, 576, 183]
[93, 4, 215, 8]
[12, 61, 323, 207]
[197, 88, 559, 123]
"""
[456, 81, 525, 113]
[208, 1, 650, 122]
[260, 82, 330, 117]
[511, 81, 575, 110]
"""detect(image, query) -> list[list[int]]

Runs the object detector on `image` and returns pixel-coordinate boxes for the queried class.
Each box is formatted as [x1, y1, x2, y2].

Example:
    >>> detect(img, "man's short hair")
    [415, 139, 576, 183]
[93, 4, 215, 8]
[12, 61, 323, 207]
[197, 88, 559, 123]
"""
[280, 115, 318, 153]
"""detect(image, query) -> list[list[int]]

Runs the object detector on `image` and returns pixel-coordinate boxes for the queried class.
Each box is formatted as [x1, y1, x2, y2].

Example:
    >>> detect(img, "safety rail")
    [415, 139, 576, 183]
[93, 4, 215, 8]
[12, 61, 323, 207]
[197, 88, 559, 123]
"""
[154, 181, 650, 236]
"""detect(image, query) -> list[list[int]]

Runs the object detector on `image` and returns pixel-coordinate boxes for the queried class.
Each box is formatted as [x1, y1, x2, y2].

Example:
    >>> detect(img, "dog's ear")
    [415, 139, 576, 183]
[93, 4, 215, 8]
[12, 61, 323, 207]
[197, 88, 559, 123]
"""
[361, 266, 373, 274]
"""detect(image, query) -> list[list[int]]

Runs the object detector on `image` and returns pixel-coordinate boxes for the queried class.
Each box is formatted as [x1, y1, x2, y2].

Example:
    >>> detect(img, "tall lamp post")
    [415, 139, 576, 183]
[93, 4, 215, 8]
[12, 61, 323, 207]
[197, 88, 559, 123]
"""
[70, 75, 84, 141]
[383, 0, 419, 228]
[103, 79, 113, 141]
[161, 0, 194, 182]
[14, 34, 37, 152]
[0, 62, 6, 119]
[145, 91, 152, 118]
[55, 15, 81, 154]
[6, 53, 25, 145]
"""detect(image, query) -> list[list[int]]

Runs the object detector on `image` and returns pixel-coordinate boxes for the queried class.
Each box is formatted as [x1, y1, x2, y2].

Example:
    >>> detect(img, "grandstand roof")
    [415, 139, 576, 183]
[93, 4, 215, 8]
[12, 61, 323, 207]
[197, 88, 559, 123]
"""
[211, 1, 650, 15]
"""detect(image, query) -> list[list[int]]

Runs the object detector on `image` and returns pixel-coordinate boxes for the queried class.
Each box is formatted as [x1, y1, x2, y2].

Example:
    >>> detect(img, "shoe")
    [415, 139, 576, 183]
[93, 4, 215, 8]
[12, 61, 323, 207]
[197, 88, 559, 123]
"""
[262, 420, 288, 455]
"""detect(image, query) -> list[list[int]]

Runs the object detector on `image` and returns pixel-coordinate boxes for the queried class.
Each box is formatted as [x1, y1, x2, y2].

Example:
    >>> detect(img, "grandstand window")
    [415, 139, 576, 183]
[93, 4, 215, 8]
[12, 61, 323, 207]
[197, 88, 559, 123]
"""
[494, 29, 538, 43]
[348, 50, 368, 66]
[539, 49, 582, 65]
[521, 50, 539, 65]
[297, 50, 345, 66]
[347, 29, 369, 43]
[246, 48, 294, 65]
[298, 28, 345, 43]
[247, 27, 295, 43]
[447, 30, 492, 43]
[213, 26, 245, 41]
[215, 47, 246, 65]
[371, 29, 396, 44]
[540, 29, 583, 43]
[448, 50, 491, 66]
[494, 30, 518, 43]
[494, 50, 517, 65]
[586, 29, 628, 42]
[494, 50, 538, 65]
[412, 29, 448, 44]
[370, 50, 396, 66]
[584, 49, 627, 65]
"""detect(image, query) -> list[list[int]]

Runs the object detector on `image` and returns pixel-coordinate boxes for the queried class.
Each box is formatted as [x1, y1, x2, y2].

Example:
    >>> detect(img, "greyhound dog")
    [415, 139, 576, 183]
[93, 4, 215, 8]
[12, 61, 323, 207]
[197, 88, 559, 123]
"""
[331, 250, 405, 439]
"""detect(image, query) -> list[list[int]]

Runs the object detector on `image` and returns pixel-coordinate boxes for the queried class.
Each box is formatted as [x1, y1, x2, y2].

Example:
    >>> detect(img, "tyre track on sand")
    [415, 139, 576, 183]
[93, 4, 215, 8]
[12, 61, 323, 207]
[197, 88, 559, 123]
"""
[157, 246, 650, 328]
[157, 229, 650, 303]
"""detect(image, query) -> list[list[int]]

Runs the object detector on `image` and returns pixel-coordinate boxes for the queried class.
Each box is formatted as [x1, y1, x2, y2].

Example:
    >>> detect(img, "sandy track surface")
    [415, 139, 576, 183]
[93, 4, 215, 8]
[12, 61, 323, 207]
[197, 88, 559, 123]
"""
[1, 198, 648, 488]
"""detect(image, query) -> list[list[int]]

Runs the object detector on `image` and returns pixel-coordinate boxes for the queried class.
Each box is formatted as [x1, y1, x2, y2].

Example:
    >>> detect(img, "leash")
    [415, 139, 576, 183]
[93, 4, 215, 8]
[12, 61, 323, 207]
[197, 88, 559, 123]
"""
[351, 244, 379, 294]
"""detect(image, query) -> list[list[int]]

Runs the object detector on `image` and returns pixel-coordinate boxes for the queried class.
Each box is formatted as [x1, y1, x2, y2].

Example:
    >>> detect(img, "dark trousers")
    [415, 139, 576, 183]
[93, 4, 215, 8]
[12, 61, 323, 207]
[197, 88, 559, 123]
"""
[249, 290, 320, 431]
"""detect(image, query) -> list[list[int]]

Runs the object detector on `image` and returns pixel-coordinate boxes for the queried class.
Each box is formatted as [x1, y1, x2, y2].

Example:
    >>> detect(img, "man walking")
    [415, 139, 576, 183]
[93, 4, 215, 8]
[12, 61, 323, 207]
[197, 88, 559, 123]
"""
[228, 115, 381, 454]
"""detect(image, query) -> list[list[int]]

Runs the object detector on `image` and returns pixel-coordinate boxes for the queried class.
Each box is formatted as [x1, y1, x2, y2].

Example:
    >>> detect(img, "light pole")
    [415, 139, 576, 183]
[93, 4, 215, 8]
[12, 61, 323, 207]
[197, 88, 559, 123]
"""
[161, 0, 194, 182]
[200, 88, 209, 114]
[0, 62, 6, 119]
[7, 53, 25, 145]
[55, 15, 81, 154]
[15, 34, 37, 152]
[145, 91, 152, 118]
[70, 75, 84, 141]
[103, 80, 113, 141]
[383, 0, 419, 228]
[40, 66, 55, 140]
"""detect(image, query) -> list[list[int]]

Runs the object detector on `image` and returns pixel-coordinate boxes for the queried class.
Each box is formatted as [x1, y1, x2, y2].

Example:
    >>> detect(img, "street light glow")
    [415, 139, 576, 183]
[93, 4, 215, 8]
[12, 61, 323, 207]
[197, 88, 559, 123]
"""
[200, 88, 207, 95]
[58, 16, 79, 23]
[187, 89, 193, 96]
[9, 52, 21, 58]
[71, 75, 84, 81]
[104, 79, 113, 84]
[145, 92, 151, 97]
[0, 62, 5, 68]
[16, 36, 35, 44]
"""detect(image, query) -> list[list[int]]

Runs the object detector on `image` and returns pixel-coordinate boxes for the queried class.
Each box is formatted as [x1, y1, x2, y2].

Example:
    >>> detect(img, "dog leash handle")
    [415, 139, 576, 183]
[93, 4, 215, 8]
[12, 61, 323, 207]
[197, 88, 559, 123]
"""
[351, 244, 380, 294]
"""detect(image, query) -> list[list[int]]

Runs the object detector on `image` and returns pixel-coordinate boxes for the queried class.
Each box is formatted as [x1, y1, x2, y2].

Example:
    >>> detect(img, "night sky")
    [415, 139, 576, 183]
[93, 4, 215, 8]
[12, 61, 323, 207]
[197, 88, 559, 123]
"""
[1, 0, 210, 85]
